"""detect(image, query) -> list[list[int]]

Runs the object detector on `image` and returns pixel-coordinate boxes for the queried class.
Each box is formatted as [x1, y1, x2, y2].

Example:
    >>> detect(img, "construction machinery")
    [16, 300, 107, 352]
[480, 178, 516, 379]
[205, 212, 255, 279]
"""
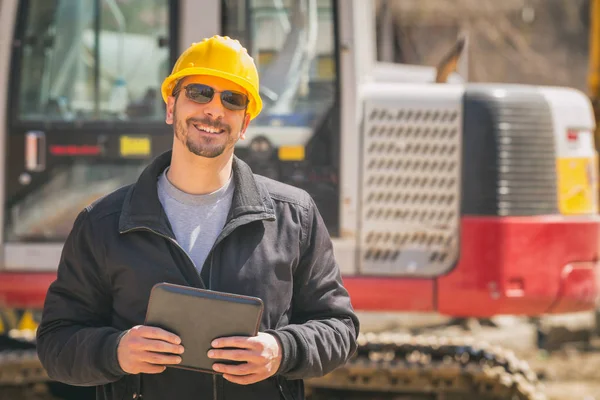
[0, 0, 599, 399]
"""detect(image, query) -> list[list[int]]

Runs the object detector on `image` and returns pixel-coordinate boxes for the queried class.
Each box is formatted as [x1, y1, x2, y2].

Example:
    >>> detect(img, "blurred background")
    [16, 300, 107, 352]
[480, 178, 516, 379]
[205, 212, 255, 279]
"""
[375, 0, 591, 91]
[1, 1, 600, 399]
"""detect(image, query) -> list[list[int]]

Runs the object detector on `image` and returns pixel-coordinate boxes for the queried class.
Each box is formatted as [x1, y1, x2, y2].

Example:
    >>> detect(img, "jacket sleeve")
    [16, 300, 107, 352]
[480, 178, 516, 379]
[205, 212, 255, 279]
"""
[267, 197, 360, 379]
[36, 209, 127, 386]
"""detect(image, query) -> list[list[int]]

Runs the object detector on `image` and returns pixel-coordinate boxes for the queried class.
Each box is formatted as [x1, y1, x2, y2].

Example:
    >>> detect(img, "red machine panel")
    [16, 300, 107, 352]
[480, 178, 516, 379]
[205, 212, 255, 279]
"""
[1, 217, 598, 317]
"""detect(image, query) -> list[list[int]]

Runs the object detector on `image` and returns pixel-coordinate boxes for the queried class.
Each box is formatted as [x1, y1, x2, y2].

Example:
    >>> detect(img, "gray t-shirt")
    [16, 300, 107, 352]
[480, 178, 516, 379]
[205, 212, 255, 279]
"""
[157, 168, 234, 274]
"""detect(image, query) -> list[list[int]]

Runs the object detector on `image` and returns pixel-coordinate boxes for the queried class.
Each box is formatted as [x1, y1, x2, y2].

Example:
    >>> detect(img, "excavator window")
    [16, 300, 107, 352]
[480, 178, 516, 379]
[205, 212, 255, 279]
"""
[5, 0, 173, 244]
[14, 0, 170, 122]
[222, 0, 341, 235]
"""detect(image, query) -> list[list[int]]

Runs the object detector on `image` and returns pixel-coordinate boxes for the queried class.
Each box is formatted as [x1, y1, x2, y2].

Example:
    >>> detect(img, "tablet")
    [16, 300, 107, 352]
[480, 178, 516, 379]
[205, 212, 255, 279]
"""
[144, 282, 264, 374]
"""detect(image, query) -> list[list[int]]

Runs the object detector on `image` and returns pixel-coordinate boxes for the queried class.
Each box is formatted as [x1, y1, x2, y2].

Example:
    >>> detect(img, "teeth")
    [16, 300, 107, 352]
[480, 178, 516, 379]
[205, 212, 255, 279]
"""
[194, 124, 220, 134]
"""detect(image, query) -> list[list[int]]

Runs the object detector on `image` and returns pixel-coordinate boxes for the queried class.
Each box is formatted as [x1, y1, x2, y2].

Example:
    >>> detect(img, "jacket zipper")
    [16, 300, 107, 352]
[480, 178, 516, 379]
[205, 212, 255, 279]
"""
[122, 212, 274, 400]
[204, 215, 270, 400]
[120, 226, 207, 289]
[121, 212, 273, 289]
[121, 226, 209, 400]
[213, 375, 218, 400]
[206, 212, 274, 289]
[277, 380, 295, 400]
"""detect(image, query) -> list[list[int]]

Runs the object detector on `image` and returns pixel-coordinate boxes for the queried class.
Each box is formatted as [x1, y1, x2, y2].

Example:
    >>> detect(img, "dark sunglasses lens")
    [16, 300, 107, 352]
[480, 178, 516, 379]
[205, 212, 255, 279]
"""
[186, 84, 214, 103]
[221, 91, 248, 110]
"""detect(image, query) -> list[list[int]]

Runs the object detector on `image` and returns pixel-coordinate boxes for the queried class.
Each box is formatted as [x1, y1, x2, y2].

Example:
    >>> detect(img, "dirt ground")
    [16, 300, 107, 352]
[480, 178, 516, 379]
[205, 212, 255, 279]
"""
[523, 344, 600, 400]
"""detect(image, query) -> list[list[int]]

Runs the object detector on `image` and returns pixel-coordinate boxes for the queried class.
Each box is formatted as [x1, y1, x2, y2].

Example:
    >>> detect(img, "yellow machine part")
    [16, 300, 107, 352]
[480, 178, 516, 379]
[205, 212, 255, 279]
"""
[17, 310, 38, 331]
[278, 145, 305, 161]
[589, 0, 600, 197]
[557, 156, 598, 214]
[0, 309, 38, 335]
[590, 0, 600, 108]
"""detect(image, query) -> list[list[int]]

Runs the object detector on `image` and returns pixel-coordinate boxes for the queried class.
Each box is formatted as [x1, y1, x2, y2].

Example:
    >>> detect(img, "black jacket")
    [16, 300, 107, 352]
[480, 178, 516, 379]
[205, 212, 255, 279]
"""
[36, 151, 359, 400]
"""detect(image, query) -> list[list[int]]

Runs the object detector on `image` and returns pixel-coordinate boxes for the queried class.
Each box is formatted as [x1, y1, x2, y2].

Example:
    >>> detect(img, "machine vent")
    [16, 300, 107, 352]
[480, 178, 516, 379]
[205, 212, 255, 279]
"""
[462, 86, 558, 216]
[360, 89, 463, 277]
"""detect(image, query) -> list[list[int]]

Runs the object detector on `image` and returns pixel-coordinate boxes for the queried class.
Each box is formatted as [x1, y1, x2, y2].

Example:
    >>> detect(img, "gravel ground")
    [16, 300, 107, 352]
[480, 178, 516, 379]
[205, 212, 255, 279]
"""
[524, 344, 600, 400]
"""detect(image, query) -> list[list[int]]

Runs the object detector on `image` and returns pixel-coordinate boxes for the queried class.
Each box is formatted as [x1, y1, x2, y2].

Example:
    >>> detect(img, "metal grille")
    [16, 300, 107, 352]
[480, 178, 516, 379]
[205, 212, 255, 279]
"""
[360, 88, 463, 276]
[494, 95, 558, 215]
[462, 86, 558, 216]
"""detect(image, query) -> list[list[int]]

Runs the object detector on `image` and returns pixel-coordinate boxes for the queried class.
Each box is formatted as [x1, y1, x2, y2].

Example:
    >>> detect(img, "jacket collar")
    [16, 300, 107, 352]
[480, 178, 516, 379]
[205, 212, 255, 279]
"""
[118, 150, 275, 235]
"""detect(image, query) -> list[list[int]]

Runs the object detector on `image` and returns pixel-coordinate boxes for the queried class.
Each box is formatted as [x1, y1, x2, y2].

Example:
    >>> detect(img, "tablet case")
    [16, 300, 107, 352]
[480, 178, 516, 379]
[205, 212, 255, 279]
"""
[144, 282, 264, 374]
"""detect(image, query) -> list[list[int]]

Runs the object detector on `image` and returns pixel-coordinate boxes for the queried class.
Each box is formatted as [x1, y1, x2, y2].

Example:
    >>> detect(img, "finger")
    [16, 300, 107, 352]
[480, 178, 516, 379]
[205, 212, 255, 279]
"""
[211, 336, 259, 350]
[223, 373, 263, 385]
[137, 363, 167, 374]
[139, 352, 182, 366]
[207, 349, 259, 363]
[138, 338, 185, 354]
[212, 362, 258, 376]
[134, 325, 181, 344]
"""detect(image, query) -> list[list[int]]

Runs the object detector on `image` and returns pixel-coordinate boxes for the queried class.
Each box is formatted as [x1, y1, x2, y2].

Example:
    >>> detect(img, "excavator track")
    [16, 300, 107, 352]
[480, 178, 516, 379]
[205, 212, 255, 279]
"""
[0, 334, 46, 384]
[1, 331, 547, 400]
[0, 348, 47, 386]
[306, 332, 547, 400]
[0, 335, 57, 400]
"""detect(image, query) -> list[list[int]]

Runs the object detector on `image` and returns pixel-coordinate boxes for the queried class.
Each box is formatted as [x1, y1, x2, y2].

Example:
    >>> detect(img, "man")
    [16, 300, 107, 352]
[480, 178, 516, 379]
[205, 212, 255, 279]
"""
[36, 35, 359, 400]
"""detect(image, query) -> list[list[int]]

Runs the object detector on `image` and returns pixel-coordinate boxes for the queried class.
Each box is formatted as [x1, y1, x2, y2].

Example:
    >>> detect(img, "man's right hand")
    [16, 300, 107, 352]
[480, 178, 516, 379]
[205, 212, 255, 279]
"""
[117, 325, 184, 374]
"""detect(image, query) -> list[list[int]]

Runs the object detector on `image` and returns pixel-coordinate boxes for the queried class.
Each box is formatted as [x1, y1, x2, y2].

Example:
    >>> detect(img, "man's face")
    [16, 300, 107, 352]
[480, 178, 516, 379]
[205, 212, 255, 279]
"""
[165, 75, 251, 158]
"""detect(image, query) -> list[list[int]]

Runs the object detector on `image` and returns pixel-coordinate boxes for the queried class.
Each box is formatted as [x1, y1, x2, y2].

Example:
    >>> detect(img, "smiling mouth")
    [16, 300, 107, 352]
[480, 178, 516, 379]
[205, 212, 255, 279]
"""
[192, 123, 225, 135]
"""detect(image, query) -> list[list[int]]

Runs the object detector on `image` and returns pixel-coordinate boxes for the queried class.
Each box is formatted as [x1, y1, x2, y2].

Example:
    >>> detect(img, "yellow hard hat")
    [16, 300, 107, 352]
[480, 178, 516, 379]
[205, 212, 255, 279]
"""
[161, 35, 263, 120]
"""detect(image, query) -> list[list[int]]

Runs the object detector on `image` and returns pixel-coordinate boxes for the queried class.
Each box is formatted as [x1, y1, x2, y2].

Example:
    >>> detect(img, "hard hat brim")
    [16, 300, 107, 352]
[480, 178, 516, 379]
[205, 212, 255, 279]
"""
[161, 67, 262, 120]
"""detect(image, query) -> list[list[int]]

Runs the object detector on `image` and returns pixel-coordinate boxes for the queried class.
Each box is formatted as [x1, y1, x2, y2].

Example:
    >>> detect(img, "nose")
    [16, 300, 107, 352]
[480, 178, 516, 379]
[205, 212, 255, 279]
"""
[203, 94, 225, 119]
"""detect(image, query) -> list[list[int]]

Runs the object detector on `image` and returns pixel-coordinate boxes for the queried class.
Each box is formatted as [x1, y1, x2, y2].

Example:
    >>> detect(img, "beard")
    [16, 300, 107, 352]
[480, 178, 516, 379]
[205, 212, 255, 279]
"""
[173, 105, 238, 158]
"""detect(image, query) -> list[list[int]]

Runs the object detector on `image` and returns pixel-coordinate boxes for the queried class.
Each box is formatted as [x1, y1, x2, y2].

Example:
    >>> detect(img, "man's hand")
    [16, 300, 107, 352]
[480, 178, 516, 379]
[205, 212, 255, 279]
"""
[208, 332, 282, 385]
[117, 325, 184, 374]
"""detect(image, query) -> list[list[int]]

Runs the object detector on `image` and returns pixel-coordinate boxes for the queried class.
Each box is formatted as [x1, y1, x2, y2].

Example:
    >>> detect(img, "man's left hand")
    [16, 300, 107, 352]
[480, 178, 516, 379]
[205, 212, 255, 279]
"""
[208, 332, 282, 385]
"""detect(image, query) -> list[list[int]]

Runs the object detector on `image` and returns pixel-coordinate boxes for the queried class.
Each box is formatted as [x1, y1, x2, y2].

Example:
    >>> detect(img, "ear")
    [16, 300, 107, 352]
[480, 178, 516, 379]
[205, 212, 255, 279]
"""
[165, 97, 176, 125]
[239, 113, 251, 140]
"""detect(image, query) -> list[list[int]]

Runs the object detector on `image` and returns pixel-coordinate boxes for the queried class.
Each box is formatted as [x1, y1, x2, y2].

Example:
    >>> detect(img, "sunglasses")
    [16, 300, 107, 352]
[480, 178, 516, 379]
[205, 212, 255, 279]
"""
[175, 83, 249, 111]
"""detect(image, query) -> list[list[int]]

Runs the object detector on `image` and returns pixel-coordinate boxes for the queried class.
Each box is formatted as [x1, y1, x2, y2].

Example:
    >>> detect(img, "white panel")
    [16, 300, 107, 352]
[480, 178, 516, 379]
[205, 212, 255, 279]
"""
[331, 238, 357, 275]
[254, 18, 333, 55]
[239, 126, 313, 147]
[336, 0, 362, 273]
[336, 1, 360, 242]
[538, 87, 596, 158]
[0, 0, 18, 268]
[539, 86, 597, 214]
[372, 62, 464, 84]
[336, 0, 380, 275]
[178, 0, 221, 54]
[350, 0, 376, 83]
[336, 0, 360, 267]
[4, 244, 64, 271]
[359, 82, 464, 277]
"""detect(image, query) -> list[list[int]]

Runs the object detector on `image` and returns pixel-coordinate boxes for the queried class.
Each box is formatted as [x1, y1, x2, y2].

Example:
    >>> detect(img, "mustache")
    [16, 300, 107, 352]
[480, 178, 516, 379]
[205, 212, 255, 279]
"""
[187, 117, 230, 133]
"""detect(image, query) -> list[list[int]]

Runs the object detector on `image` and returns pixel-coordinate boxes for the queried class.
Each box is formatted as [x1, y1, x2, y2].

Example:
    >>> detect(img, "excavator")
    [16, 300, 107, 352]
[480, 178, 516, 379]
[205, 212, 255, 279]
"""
[0, 0, 598, 399]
